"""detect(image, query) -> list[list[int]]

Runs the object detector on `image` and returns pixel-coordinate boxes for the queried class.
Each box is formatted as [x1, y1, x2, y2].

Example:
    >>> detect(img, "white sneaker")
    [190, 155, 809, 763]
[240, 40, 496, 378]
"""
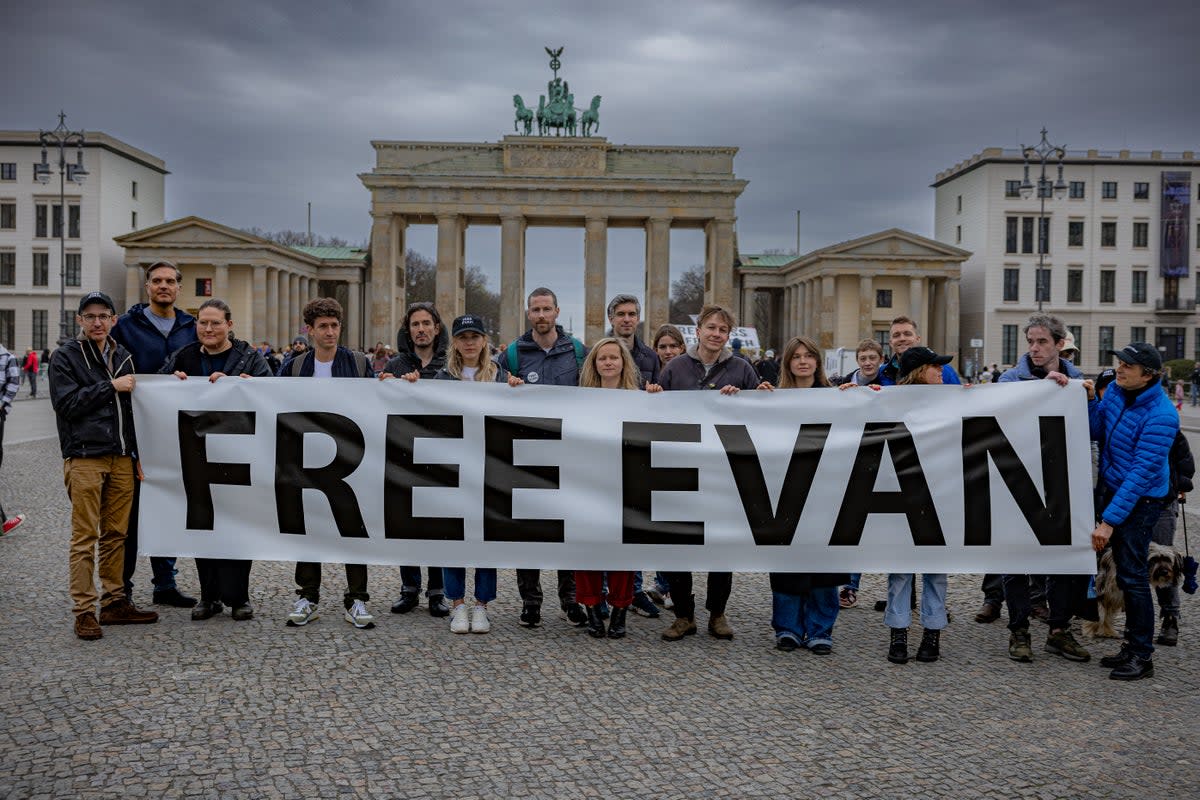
[344, 600, 375, 629]
[449, 603, 470, 634]
[286, 598, 318, 627]
[470, 604, 491, 633]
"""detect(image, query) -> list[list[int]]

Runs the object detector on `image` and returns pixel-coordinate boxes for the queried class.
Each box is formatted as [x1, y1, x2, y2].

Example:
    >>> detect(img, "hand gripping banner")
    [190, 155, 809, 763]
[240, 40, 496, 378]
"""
[134, 376, 1097, 574]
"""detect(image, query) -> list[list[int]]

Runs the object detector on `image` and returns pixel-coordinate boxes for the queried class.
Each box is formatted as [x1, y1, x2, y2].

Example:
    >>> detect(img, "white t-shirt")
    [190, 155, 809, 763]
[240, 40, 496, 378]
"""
[461, 366, 478, 381]
[312, 357, 334, 378]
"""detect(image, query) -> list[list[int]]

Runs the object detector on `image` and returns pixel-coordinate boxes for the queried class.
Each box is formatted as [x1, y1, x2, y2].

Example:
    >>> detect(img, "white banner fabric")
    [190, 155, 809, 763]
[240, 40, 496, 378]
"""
[133, 376, 1097, 574]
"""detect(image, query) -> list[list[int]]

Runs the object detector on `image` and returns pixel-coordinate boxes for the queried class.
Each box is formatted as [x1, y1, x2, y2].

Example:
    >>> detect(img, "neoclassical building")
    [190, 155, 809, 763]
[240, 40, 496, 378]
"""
[115, 217, 367, 347]
[737, 228, 968, 358]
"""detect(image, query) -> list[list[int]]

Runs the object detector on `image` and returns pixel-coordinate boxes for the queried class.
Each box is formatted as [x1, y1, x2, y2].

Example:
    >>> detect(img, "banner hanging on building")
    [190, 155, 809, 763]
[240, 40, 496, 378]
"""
[133, 376, 1097, 574]
[1161, 171, 1191, 278]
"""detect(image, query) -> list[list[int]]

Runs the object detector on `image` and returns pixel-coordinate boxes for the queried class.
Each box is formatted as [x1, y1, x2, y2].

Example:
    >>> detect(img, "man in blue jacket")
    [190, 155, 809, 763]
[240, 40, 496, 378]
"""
[877, 316, 961, 386]
[111, 260, 197, 608]
[996, 314, 1090, 665]
[1088, 343, 1180, 680]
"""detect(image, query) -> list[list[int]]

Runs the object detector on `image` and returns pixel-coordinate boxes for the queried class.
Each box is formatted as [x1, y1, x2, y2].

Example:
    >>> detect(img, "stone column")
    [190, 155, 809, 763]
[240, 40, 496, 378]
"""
[909, 277, 924, 324]
[584, 216, 608, 344]
[288, 273, 300, 341]
[499, 214, 526, 345]
[277, 270, 291, 343]
[928, 278, 944, 351]
[820, 275, 836, 349]
[436, 214, 464, 319]
[806, 279, 817, 337]
[252, 266, 268, 344]
[125, 264, 142, 311]
[298, 277, 309, 309]
[368, 214, 402, 350]
[943, 277, 960, 363]
[643, 217, 671, 334]
[858, 274, 874, 341]
[265, 267, 279, 346]
[347, 278, 363, 350]
[780, 286, 791, 342]
[213, 263, 229, 301]
[705, 218, 736, 308]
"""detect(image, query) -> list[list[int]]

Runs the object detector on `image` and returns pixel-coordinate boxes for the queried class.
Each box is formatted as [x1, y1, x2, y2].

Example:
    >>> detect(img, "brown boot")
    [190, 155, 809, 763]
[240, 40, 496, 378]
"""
[708, 614, 734, 640]
[99, 599, 159, 625]
[661, 616, 697, 641]
[74, 613, 102, 640]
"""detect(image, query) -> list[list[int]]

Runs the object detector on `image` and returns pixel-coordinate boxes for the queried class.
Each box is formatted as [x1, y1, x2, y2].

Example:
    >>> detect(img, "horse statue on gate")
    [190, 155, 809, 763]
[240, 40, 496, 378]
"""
[580, 95, 601, 136]
[513, 95, 534, 135]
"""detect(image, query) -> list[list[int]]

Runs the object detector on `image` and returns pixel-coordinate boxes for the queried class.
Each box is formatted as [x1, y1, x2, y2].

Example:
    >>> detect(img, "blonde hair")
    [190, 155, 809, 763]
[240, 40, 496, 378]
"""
[579, 337, 641, 390]
[778, 335, 831, 389]
[446, 331, 498, 382]
[899, 364, 936, 385]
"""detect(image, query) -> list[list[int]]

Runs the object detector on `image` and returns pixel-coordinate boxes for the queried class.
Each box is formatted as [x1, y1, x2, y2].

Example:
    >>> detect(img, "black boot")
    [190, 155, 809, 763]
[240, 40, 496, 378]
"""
[586, 605, 607, 638]
[1156, 616, 1179, 646]
[915, 628, 941, 662]
[887, 627, 909, 664]
[607, 607, 627, 639]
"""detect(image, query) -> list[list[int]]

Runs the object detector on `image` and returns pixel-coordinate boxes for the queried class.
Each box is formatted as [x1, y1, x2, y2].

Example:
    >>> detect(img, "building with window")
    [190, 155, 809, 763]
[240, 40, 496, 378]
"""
[933, 146, 1198, 372]
[0, 130, 166, 350]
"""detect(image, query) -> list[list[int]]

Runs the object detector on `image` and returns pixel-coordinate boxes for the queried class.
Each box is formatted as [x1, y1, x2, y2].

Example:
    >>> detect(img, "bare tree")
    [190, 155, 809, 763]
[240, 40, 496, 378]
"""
[243, 227, 355, 248]
[669, 265, 706, 323]
[403, 250, 501, 340]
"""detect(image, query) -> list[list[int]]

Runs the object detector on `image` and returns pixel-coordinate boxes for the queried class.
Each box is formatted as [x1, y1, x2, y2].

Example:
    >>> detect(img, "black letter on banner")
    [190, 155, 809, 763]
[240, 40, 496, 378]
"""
[716, 423, 830, 546]
[622, 422, 703, 545]
[961, 416, 1070, 546]
[830, 422, 944, 546]
[178, 410, 255, 530]
[383, 414, 464, 540]
[275, 412, 368, 538]
[483, 416, 563, 542]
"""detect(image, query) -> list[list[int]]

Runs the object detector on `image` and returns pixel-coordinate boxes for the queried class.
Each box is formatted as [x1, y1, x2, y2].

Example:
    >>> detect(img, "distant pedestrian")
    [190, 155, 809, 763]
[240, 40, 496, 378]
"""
[1174, 379, 1184, 411]
[0, 342, 26, 536]
[1190, 361, 1200, 406]
[21, 349, 39, 398]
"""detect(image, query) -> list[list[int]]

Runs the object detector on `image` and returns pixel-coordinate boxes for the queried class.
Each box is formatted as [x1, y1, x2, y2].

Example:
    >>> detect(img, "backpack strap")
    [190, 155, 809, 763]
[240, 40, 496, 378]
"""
[289, 352, 308, 376]
[506, 340, 519, 375]
[572, 338, 584, 370]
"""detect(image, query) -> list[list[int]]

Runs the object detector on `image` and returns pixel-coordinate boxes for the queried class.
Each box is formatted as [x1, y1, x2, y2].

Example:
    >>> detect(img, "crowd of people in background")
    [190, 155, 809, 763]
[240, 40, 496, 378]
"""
[0, 257, 1188, 683]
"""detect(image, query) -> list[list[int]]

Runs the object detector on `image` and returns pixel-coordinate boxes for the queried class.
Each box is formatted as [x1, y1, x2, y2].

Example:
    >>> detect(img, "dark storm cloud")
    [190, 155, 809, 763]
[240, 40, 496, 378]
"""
[5, 0, 1198, 320]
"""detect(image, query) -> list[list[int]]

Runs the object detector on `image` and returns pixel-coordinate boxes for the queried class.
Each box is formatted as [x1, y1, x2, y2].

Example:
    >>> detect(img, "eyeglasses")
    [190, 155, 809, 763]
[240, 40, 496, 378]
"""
[80, 313, 113, 323]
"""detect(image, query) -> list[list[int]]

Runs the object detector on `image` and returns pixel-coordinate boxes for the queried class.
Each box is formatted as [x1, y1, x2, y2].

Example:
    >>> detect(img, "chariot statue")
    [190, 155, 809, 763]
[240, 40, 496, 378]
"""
[511, 47, 600, 137]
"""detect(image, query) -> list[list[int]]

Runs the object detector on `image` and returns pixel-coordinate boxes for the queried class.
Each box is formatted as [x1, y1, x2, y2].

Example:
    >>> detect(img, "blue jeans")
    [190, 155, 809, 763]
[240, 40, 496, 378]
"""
[634, 572, 670, 594]
[771, 587, 840, 648]
[1191, 383, 1198, 406]
[884, 574, 948, 630]
[1112, 500, 1164, 658]
[846, 573, 861, 591]
[442, 567, 497, 604]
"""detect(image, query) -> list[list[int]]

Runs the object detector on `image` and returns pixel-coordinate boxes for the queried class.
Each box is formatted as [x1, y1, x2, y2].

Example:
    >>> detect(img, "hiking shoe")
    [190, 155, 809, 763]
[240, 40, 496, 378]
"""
[428, 594, 450, 618]
[390, 591, 419, 614]
[662, 616, 697, 641]
[1045, 629, 1091, 662]
[191, 600, 223, 621]
[286, 598, 318, 627]
[631, 591, 660, 618]
[99, 599, 159, 625]
[344, 600, 375, 629]
[708, 614, 734, 640]
[887, 627, 909, 664]
[564, 603, 588, 626]
[152, 588, 197, 608]
[470, 604, 491, 634]
[1008, 627, 1033, 662]
[1109, 655, 1154, 681]
[1, 513, 26, 536]
[915, 629, 941, 662]
[1156, 616, 1179, 647]
[519, 606, 541, 628]
[450, 604, 470, 634]
[839, 587, 858, 608]
[974, 601, 1001, 624]
[74, 613, 102, 640]
[1100, 645, 1134, 668]
[230, 603, 254, 621]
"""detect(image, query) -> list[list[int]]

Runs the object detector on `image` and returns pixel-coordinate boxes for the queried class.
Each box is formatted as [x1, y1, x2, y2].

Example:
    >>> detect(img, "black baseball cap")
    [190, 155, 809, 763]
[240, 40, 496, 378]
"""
[1094, 368, 1117, 395]
[1110, 342, 1162, 372]
[451, 315, 487, 337]
[77, 291, 116, 315]
[899, 346, 952, 379]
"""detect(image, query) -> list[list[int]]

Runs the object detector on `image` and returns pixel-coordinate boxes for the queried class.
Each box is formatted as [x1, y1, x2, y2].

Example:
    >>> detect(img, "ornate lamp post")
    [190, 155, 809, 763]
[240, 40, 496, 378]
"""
[1019, 127, 1066, 313]
[33, 112, 88, 344]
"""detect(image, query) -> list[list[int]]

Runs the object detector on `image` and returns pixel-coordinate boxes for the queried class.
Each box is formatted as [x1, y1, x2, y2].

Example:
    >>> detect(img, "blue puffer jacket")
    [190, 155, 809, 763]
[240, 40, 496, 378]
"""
[998, 354, 1083, 382]
[878, 358, 961, 386]
[111, 303, 197, 374]
[1089, 383, 1179, 526]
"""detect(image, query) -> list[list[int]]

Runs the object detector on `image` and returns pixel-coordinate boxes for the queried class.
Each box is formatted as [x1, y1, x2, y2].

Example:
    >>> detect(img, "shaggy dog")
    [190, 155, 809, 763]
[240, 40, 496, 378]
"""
[1083, 542, 1185, 638]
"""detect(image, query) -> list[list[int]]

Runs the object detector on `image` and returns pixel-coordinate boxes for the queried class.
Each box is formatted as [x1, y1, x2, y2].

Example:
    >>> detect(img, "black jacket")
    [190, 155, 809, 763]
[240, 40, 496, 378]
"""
[161, 338, 275, 378]
[1169, 431, 1196, 497]
[49, 336, 137, 459]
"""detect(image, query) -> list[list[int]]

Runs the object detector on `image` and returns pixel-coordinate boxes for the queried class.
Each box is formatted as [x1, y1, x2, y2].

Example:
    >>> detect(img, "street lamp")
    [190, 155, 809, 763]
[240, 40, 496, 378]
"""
[35, 111, 88, 345]
[1018, 127, 1066, 312]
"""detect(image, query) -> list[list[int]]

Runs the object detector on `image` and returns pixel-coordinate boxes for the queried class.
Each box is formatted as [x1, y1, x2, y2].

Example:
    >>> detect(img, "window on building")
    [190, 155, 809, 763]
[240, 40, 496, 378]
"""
[196, 278, 212, 297]
[1100, 270, 1116, 303]
[1099, 326, 1114, 365]
[955, 225, 962, 244]
[131, 210, 138, 230]
[131, 180, 138, 200]
[1102, 181, 1117, 199]
[1003, 268, 1019, 302]
[0, 251, 14, 286]
[65, 253, 81, 287]
[1131, 326, 1146, 344]
[1132, 270, 1147, 304]
[1101, 221, 1117, 247]
[1133, 182, 1149, 200]
[1133, 221, 1148, 248]
[1195, 328, 1200, 360]
[1005, 217, 1018, 253]
[1067, 269, 1083, 302]
[68, 205, 79, 239]
[0, 202, 14, 230]
[31, 309, 47, 351]
[32, 252, 48, 287]
[1005, 180, 1021, 198]
[1067, 326, 1082, 359]
[51, 204, 62, 238]
[0, 310, 13, 352]
[35, 204, 47, 238]
[956, 195, 962, 214]
[1069, 181, 1085, 199]
[876, 289, 893, 308]
[1068, 220, 1084, 247]
[0, 163, 15, 182]
[1036, 268, 1051, 303]
[1022, 217, 1034, 254]
[1038, 217, 1049, 254]
[1002, 325, 1018, 366]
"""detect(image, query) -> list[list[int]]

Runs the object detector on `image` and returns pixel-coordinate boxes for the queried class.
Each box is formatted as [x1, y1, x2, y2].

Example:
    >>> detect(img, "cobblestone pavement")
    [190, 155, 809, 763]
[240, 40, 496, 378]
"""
[1, 396, 1198, 799]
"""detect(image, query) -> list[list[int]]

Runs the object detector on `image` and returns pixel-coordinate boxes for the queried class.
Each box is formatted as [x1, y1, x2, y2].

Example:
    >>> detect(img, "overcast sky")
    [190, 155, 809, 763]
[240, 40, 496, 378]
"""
[6, 0, 1199, 329]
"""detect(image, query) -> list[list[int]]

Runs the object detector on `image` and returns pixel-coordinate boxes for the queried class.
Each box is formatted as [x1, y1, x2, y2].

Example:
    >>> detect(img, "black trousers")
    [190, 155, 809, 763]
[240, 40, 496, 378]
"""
[197, 558, 252, 606]
[662, 571, 732, 619]
[516, 569, 576, 610]
[295, 562, 368, 609]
